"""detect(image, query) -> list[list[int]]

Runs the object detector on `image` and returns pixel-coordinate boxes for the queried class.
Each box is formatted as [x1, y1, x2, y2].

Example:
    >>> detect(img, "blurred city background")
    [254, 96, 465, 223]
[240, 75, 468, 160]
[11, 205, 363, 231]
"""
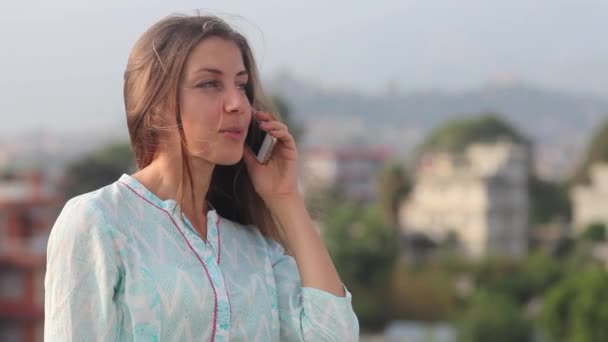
[2, 1, 608, 341]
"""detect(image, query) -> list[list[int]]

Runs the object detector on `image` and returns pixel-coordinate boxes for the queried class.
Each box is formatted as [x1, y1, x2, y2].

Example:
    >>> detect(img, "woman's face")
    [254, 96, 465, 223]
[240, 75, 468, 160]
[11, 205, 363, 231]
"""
[178, 36, 252, 165]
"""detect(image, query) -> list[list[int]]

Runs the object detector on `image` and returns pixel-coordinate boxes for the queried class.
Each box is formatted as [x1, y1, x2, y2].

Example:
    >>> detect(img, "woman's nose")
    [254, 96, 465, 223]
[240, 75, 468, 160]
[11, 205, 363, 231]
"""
[223, 87, 248, 114]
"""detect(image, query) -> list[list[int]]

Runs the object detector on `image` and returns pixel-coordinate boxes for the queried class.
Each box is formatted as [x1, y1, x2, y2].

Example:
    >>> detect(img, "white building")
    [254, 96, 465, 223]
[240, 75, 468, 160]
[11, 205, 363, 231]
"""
[571, 163, 608, 234]
[399, 140, 529, 258]
[300, 147, 391, 202]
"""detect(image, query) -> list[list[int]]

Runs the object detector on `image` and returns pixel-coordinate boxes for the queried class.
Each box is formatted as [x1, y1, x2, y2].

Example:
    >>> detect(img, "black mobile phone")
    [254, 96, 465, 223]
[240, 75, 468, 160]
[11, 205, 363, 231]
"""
[245, 118, 277, 164]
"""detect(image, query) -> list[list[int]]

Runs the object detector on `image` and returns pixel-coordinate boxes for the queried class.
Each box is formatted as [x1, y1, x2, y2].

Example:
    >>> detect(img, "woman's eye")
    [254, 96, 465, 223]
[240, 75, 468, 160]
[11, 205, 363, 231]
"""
[197, 80, 220, 88]
[237, 82, 248, 91]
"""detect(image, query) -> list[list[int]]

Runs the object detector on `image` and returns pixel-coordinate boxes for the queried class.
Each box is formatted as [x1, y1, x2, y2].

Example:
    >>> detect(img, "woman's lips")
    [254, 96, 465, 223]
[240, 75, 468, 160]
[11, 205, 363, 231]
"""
[219, 128, 244, 141]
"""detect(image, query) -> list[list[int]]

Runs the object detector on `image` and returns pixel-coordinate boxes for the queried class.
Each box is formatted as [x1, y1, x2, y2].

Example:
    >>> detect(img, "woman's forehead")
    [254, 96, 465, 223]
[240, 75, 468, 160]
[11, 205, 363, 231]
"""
[184, 37, 246, 76]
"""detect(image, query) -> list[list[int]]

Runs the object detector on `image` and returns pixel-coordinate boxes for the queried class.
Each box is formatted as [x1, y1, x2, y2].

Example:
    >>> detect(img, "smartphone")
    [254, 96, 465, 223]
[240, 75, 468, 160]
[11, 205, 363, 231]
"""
[246, 117, 277, 164]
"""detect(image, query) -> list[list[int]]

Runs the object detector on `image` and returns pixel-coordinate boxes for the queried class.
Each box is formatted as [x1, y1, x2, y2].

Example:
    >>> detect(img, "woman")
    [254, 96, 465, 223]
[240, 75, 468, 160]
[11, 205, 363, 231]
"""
[44, 14, 359, 342]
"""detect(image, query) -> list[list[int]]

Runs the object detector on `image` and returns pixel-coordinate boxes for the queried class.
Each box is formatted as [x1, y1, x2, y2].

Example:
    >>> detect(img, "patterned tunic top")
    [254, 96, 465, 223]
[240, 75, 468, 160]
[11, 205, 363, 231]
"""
[44, 174, 359, 341]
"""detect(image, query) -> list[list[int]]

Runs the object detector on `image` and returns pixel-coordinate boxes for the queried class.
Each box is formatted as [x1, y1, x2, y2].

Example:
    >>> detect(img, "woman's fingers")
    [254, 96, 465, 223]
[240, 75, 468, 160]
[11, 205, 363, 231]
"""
[251, 113, 297, 155]
[260, 121, 293, 143]
[254, 111, 273, 121]
[259, 120, 288, 133]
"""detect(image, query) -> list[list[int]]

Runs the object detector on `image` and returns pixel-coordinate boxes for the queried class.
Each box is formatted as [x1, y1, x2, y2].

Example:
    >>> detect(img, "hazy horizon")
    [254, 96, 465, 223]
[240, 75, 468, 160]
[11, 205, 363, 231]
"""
[1, 0, 607, 136]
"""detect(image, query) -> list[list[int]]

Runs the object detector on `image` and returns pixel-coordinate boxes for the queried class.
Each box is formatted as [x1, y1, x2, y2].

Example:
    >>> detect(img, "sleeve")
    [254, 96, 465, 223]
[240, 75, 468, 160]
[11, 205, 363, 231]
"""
[266, 238, 360, 342]
[44, 196, 122, 341]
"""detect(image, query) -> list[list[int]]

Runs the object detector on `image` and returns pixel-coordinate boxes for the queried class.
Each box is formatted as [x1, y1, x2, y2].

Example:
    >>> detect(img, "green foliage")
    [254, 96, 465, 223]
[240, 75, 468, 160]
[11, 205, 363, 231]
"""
[324, 202, 398, 288]
[571, 120, 608, 185]
[93, 143, 135, 171]
[377, 162, 411, 227]
[580, 222, 607, 242]
[473, 253, 563, 306]
[529, 175, 571, 224]
[0, 167, 16, 180]
[64, 142, 135, 198]
[349, 285, 393, 332]
[561, 240, 599, 275]
[457, 291, 533, 342]
[389, 261, 459, 322]
[521, 252, 564, 295]
[420, 113, 528, 153]
[540, 266, 608, 342]
[473, 257, 532, 304]
[322, 202, 399, 330]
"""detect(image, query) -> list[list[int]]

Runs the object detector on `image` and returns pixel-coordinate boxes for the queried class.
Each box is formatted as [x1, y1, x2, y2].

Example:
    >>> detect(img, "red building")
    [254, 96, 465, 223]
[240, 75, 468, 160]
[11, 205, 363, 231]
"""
[0, 172, 63, 342]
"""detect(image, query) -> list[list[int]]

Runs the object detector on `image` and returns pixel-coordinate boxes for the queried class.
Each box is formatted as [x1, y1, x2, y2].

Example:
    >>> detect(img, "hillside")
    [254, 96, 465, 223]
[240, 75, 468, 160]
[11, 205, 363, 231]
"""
[267, 73, 608, 179]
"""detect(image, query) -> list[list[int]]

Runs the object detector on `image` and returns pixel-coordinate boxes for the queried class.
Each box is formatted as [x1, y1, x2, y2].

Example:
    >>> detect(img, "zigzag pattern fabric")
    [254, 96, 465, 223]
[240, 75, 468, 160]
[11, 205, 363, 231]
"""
[44, 174, 359, 341]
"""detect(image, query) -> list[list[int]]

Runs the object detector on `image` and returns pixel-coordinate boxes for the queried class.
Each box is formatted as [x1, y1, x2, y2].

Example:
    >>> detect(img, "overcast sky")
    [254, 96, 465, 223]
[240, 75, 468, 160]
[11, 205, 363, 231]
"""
[1, 0, 607, 135]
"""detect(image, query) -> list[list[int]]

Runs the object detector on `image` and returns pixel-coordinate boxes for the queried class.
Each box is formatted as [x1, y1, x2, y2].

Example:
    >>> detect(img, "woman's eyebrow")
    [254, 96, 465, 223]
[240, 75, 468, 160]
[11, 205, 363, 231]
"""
[192, 67, 248, 77]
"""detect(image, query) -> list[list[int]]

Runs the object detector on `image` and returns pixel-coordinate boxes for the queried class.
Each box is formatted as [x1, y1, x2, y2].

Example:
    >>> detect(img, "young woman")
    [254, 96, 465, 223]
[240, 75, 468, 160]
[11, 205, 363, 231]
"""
[44, 14, 359, 341]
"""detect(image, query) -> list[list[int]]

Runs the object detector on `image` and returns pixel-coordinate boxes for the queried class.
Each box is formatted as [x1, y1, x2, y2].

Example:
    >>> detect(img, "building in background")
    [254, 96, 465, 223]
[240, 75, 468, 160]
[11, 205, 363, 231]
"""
[0, 171, 63, 342]
[300, 147, 391, 202]
[571, 163, 608, 234]
[399, 140, 529, 259]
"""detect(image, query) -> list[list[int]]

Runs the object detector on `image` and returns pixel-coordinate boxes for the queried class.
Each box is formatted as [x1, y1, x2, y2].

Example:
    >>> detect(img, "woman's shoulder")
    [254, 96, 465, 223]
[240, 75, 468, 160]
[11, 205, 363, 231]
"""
[47, 182, 129, 273]
[52, 179, 132, 237]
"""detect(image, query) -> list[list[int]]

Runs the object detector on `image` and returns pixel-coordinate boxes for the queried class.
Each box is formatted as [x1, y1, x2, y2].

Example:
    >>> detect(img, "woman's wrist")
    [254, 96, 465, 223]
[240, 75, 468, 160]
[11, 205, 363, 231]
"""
[265, 192, 306, 218]
[266, 192, 345, 296]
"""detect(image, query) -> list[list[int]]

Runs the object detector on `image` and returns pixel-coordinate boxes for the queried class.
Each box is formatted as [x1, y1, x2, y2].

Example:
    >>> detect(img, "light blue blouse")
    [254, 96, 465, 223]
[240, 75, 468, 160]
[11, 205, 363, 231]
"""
[44, 174, 359, 341]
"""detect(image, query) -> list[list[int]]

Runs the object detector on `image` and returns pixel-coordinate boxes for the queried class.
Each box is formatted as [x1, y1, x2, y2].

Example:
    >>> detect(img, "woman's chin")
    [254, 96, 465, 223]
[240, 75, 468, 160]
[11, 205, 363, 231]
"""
[214, 152, 244, 166]
[190, 151, 243, 166]
[216, 158, 242, 166]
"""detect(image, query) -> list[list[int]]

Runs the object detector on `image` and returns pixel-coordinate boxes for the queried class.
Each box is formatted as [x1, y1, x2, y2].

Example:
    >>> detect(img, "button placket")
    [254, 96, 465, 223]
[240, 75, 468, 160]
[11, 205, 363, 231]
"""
[176, 212, 231, 341]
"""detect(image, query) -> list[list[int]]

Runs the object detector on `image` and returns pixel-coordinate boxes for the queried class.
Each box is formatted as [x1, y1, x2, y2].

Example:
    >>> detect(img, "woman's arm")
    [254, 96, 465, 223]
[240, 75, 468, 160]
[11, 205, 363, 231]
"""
[44, 196, 122, 341]
[266, 227, 360, 342]
[244, 111, 359, 340]
[243, 110, 345, 296]
[268, 195, 345, 297]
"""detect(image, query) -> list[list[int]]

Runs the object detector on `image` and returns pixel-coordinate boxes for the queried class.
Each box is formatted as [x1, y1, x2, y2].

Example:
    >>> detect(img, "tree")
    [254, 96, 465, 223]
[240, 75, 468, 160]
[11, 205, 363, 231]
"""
[473, 257, 533, 305]
[324, 203, 398, 288]
[571, 120, 608, 185]
[470, 252, 564, 309]
[322, 202, 399, 330]
[580, 222, 607, 241]
[377, 162, 411, 228]
[529, 175, 571, 224]
[540, 266, 608, 342]
[457, 291, 533, 342]
[64, 142, 135, 198]
[389, 261, 458, 322]
[521, 251, 564, 297]
[420, 113, 529, 154]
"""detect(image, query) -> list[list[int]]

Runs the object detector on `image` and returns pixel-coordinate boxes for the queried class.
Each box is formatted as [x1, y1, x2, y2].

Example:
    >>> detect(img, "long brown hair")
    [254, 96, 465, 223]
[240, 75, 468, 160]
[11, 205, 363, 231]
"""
[123, 14, 284, 244]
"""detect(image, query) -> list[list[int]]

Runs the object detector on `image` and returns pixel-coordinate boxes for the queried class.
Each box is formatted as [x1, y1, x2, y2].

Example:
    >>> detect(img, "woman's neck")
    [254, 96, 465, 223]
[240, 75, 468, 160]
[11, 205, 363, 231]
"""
[132, 152, 215, 238]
